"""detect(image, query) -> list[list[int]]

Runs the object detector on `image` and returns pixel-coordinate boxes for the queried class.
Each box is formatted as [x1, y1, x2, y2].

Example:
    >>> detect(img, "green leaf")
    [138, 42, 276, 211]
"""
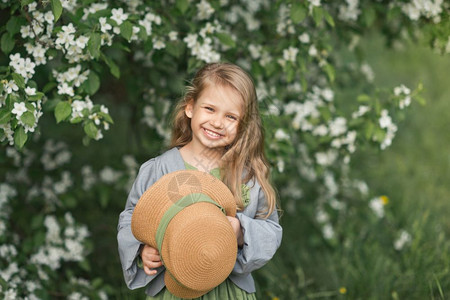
[14, 126, 27, 149]
[1, 33, 15, 55]
[357, 94, 371, 102]
[415, 95, 426, 106]
[165, 41, 185, 58]
[143, 39, 154, 53]
[323, 63, 335, 82]
[285, 63, 295, 83]
[290, 2, 307, 23]
[11, 73, 25, 89]
[137, 25, 148, 41]
[365, 122, 374, 140]
[312, 6, 324, 26]
[43, 99, 59, 112]
[324, 10, 335, 27]
[0, 110, 11, 124]
[6, 17, 24, 35]
[187, 57, 202, 74]
[31, 215, 44, 230]
[79, 259, 91, 272]
[109, 60, 120, 78]
[20, 0, 34, 7]
[43, 82, 57, 93]
[0, 82, 3, 94]
[120, 21, 133, 41]
[98, 111, 113, 124]
[84, 121, 98, 139]
[51, 0, 63, 22]
[102, 55, 120, 78]
[70, 117, 83, 124]
[27, 92, 45, 101]
[363, 7, 376, 27]
[373, 127, 386, 142]
[85, 71, 100, 95]
[99, 186, 109, 207]
[20, 111, 35, 127]
[54, 101, 72, 123]
[387, 6, 402, 22]
[176, 0, 189, 14]
[88, 32, 101, 59]
[216, 32, 236, 48]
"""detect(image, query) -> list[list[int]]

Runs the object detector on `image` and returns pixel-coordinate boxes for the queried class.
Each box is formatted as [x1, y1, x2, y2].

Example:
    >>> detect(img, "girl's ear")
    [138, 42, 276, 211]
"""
[185, 99, 194, 118]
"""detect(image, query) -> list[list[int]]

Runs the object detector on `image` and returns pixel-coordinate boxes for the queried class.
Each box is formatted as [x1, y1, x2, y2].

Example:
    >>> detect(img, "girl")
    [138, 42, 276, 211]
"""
[117, 62, 282, 299]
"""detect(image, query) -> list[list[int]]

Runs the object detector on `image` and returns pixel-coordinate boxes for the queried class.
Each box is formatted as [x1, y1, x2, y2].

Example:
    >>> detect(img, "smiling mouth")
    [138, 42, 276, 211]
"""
[203, 128, 223, 138]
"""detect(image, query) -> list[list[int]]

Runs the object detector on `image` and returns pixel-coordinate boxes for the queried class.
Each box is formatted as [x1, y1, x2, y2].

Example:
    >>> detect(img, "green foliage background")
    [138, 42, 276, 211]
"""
[0, 1, 449, 299]
[256, 34, 450, 299]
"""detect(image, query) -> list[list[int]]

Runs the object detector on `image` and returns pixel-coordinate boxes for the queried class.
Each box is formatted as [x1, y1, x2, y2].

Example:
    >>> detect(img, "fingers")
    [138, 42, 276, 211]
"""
[140, 245, 164, 275]
[145, 258, 163, 269]
[226, 216, 244, 247]
[143, 265, 158, 276]
[226, 216, 239, 230]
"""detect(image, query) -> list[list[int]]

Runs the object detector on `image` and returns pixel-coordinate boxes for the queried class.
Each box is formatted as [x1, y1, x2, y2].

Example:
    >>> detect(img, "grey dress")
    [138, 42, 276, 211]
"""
[117, 148, 283, 296]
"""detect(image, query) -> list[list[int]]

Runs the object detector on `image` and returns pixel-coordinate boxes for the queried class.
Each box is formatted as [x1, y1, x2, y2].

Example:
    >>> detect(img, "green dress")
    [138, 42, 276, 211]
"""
[146, 162, 256, 300]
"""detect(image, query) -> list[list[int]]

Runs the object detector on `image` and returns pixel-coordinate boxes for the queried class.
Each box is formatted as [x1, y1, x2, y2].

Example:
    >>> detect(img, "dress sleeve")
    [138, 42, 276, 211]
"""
[232, 183, 282, 274]
[117, 158, 165, 289]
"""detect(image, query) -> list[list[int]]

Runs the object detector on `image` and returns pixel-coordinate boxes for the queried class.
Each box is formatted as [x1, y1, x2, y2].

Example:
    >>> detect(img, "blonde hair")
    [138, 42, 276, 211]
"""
[170, 62, 277, 218]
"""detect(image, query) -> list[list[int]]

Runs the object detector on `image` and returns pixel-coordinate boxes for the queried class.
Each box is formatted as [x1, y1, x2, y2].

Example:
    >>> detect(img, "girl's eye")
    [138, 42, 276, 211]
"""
[205, 107, 214, 112]
[227, 115, 237, 121]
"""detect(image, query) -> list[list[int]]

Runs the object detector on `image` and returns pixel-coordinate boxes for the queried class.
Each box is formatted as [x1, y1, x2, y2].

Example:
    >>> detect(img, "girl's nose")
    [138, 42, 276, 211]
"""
[210, 116, 224, 129]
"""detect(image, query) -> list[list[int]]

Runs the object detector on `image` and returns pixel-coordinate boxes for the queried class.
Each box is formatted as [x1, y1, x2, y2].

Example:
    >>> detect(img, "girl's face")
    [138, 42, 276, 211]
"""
[185, 83, 243, 153]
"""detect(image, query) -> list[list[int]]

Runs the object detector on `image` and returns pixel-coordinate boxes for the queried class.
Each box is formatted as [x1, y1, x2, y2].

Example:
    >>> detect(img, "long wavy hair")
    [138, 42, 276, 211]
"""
[170, 62, 277, 218]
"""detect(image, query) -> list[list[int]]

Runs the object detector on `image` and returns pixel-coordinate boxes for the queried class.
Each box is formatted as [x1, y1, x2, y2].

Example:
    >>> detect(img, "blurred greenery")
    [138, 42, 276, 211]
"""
[1, 1, 449, 298]
[33, 32, 450, 299]
[254, 33, 450, 299]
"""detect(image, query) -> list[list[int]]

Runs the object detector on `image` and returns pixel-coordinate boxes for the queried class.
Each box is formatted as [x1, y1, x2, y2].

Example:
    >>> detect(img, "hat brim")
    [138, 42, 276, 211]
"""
[161, 203, 237, 297]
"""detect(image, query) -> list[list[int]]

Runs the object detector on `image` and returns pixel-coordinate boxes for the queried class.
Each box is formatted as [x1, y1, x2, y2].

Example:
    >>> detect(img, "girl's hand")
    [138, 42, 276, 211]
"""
[140, 245, 163, 276]
[227, 216, 244, 247]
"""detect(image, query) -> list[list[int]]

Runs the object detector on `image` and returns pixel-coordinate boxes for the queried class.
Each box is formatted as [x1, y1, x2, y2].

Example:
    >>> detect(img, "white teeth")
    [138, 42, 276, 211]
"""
[204, 128, 220, 137]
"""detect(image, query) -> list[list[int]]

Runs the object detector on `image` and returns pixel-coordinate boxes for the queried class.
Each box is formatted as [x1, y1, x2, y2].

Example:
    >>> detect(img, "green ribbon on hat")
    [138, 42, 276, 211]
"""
[155, 193, 226, 257]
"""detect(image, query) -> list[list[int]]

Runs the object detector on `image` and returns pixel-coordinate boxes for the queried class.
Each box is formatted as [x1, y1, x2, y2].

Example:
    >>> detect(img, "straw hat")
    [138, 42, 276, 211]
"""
[131, 170, 238, 299]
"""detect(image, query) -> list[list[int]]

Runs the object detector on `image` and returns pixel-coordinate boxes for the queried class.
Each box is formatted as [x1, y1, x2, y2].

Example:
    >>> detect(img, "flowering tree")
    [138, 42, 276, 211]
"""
[0, 0, 448, 298]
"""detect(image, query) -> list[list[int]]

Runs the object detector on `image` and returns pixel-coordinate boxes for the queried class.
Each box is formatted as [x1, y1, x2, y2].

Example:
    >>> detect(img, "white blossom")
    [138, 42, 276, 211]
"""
[352, 105, 370, 118]
[11, 102, 27, 118]
[25, 87, 36, 95]
[308, 45, 318, 57]
[99, 167, 121, 184]
[312, 124, 328, 136]
[299, 33, 310, 43]
[369, 197, 385, 218]
[283, 47, 299, 62]
[57, 82, 75, 96]
[168, 31, 178, 41]
[322, 223, 335, 239]
[329, 117, 347, 136]
[361, 63, 375, 82]
[321, 88, 334, 101]
[309, 0, 321, 7]
[274, 129, 289, 140]
[111, 8, 128, 26]
[197, 0, 215, 20]
[153, 38, 166, 50]
[316, 208, 329, 223]
[394, 230, 412, 250]
[379, 109, 392, 129]
[99, 17, 112, 33]
[315, 150, 338, 166]
[3, 80, 19, 94]
[339, 0, 361, 22]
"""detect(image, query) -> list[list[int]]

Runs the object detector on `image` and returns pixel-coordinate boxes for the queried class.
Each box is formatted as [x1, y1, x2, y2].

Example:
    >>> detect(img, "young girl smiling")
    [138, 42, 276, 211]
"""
[118, 62, 282, 299]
